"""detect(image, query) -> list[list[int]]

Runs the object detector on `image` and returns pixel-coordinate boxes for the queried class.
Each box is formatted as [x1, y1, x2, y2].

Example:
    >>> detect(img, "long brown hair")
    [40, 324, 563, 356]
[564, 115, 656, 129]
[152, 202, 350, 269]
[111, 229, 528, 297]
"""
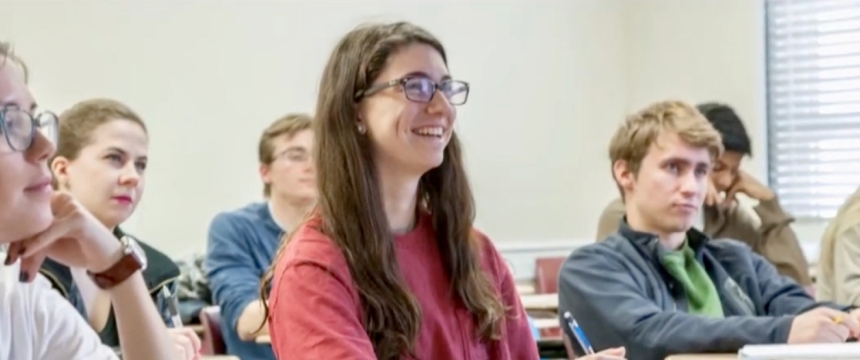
[259, 22, 504, 359]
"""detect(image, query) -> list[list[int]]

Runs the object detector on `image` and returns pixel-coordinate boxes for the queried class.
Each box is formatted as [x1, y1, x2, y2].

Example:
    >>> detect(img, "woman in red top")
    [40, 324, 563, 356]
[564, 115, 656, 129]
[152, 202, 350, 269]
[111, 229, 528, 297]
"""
[261, 22, 626, 360]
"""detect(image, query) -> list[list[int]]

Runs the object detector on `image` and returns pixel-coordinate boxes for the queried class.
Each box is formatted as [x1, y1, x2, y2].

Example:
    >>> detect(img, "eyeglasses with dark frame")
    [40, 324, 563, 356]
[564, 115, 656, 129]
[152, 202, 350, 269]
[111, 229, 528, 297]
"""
[354, 77, 470, 106]
[0, 107, 58, 152]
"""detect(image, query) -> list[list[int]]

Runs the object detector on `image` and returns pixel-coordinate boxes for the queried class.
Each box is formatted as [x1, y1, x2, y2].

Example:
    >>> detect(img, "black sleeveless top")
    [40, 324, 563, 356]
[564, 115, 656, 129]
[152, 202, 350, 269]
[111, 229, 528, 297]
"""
[38, 227, 181, 347]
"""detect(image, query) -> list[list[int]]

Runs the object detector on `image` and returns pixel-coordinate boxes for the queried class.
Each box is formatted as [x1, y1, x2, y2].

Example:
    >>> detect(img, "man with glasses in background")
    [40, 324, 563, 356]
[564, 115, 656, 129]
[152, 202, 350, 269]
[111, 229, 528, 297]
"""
[204, 113, 316, 360]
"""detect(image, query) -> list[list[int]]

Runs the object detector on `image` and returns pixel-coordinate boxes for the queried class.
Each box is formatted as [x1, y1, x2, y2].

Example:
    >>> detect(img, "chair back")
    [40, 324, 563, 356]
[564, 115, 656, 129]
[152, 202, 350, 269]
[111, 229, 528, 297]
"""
[534, 257, 565, 294]
[199, 306, 226, 355]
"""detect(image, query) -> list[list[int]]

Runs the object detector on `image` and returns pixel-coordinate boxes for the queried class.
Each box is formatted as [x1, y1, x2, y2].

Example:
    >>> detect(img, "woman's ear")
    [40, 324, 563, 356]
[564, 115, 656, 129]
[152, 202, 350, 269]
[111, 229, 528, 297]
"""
[50, 156, 70, 189]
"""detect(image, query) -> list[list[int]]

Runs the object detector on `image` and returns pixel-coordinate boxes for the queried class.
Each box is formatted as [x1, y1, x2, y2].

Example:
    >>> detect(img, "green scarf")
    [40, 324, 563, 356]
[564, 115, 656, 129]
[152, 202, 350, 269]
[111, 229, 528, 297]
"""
[660, 240, 724, 318]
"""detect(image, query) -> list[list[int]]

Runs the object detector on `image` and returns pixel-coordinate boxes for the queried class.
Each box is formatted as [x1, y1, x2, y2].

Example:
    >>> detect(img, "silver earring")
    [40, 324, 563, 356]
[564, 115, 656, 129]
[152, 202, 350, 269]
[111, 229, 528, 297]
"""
[357, 123, 366, 134]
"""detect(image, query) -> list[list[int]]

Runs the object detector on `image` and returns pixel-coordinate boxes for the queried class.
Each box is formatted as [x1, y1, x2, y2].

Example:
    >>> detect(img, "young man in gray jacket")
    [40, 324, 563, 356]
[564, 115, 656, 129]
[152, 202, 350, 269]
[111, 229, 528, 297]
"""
[559, 100, 860, 360]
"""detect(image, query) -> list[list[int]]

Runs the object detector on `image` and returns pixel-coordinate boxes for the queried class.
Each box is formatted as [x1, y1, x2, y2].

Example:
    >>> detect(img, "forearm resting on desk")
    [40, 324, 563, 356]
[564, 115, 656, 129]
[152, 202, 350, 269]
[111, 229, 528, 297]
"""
[237, 299, 269, 341]
[111, 271, 176, 360]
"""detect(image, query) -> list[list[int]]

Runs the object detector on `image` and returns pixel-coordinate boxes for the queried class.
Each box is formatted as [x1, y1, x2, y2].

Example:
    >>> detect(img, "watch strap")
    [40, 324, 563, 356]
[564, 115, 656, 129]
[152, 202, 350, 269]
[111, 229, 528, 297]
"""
[87, 252, 142, 290]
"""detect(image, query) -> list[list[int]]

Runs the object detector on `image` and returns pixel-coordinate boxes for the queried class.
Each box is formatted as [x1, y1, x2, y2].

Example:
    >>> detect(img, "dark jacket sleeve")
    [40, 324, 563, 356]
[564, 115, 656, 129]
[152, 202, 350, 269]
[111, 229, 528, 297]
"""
[748, 246, 814, 315]
[745, 246, 851, 315]
[558, 245, 794, 360]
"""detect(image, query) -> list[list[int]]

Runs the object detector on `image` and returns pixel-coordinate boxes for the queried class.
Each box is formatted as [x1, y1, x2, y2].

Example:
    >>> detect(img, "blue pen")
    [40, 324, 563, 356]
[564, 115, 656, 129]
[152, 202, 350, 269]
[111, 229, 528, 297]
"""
[563, 311, 594, 355]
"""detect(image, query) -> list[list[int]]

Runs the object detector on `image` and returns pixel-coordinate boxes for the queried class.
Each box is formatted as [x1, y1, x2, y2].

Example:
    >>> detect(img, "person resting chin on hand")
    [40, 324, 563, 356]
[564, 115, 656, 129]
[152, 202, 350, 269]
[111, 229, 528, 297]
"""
[38, 98, 200, 359]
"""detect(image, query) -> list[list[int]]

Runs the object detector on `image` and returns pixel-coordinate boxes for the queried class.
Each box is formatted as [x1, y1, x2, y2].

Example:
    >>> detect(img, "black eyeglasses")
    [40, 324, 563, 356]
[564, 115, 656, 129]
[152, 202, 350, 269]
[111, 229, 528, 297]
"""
[0, 107, 58, 152]
[355, 77, 470, 106]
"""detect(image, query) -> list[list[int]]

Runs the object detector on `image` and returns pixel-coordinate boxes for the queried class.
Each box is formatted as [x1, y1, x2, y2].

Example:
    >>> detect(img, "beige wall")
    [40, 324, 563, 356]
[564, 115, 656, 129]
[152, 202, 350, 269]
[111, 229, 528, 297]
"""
[2, 0, 824, 258]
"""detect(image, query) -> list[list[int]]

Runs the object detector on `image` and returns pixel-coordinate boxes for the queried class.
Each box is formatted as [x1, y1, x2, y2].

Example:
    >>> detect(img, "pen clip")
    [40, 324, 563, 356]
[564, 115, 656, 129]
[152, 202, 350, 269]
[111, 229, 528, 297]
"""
[161, 285, 183, 327]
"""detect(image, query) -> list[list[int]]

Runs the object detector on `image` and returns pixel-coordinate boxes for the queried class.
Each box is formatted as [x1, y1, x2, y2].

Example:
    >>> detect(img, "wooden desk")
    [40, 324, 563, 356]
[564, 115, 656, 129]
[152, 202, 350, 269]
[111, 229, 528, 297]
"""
[665, 354, 735, 360]
[516, 281, 536, 295]
[520, 293, 557, 311]
[187, 324, 204, 335]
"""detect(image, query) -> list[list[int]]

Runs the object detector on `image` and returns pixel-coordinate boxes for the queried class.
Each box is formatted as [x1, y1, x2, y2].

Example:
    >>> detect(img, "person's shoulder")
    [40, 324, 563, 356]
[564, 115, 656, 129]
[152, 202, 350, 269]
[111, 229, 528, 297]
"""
[601, 197, 625, 214]
[279, 215, 348, 272]
[565, 235, 631, 268]
[18, 274, 120, 359]
[211, 202, 268, 226]
[36, 258, 75, 303]
[17, 273, 78, 325]
[207, 202, 280, 244]
[705, 237, 760, 265]
[580, 233, 629, 253]
[471, 228, 515, 262]
[470, 227, 496, 253]
[706, 237, 755, 254]
[464, 228, 516, 288]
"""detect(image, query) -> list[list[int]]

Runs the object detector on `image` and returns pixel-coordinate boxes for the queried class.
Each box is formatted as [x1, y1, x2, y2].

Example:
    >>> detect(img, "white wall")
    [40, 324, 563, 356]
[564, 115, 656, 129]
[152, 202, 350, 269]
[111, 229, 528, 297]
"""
[1, 0, 827, 265]
[624, 0, 827, 246]
[2, 0, 628, 257]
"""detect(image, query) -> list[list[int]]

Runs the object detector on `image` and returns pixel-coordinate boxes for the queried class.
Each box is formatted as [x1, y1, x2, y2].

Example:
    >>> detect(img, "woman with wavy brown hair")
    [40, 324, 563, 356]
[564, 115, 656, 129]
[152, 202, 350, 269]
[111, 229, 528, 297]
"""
[259, 21, 538, 360]
[261, 21, 627, 360]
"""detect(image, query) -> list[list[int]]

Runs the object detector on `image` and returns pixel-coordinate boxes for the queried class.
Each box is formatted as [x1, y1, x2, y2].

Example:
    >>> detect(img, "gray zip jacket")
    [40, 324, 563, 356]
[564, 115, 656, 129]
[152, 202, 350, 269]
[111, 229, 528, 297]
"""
[558, 220, 848, 360]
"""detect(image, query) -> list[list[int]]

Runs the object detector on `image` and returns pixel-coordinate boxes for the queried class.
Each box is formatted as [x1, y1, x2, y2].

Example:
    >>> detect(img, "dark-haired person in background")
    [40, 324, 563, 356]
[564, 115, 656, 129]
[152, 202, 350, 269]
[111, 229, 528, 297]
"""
[596, 102, 811, 289]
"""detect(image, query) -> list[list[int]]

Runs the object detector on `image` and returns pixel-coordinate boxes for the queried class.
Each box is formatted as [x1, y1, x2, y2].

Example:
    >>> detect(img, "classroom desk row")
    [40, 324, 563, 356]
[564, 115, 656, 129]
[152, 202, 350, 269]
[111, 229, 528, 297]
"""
[255, 335, 733, 360]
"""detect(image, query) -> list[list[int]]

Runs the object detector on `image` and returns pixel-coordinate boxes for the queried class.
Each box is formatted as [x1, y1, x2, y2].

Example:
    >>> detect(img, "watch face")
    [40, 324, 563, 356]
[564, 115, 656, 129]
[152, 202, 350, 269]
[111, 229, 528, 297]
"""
[124, 236, 148, 270]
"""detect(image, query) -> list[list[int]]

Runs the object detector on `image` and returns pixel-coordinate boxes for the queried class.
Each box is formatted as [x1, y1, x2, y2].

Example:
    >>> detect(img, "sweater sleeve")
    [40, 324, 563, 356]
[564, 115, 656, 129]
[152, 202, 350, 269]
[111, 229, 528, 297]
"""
[204, 212, 263, 333]
[479, 234, 541, 360]
[745, 198, 812, 286]
[30, 274, 119, 360]
[829, 224, 860, 305]
[267, 261, 376, 360]
[595, 199, 625, 242]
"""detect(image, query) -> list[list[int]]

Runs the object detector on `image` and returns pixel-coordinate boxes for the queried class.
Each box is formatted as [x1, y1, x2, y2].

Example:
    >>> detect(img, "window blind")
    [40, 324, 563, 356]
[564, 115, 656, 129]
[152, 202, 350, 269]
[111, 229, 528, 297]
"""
[766, 0, 860, 219]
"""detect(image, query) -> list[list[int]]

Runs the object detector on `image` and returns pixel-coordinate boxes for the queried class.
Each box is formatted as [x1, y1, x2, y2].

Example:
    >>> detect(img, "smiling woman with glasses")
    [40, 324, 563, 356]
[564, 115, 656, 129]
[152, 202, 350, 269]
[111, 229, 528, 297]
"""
[258, 21, 541, 360]
[0, 41, 176, 360]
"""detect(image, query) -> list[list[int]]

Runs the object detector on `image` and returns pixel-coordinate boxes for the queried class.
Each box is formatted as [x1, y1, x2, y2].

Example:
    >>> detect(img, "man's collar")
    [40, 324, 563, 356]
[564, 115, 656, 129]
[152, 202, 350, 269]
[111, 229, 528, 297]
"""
[618, 216, 710, 258]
